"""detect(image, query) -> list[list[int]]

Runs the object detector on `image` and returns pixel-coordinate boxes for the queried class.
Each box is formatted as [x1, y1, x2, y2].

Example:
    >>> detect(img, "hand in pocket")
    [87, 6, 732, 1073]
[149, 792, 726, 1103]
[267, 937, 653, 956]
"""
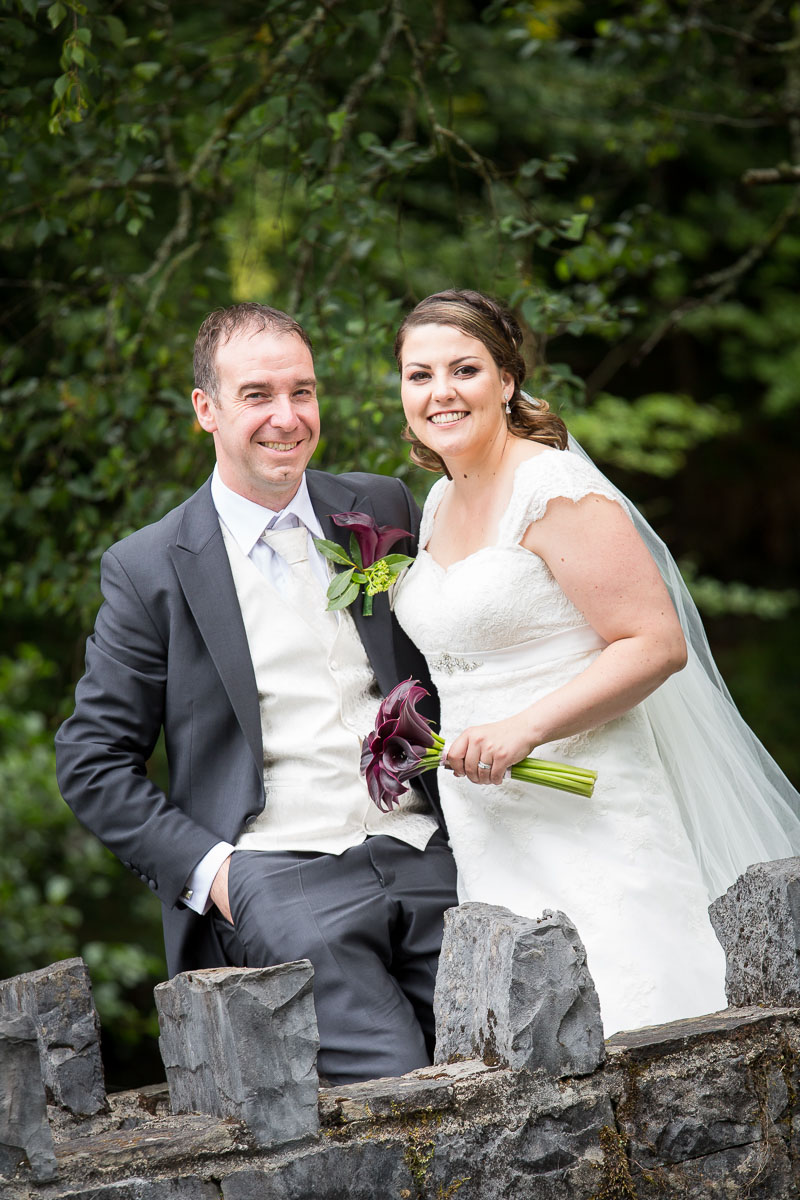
[210, 854, 234, 925]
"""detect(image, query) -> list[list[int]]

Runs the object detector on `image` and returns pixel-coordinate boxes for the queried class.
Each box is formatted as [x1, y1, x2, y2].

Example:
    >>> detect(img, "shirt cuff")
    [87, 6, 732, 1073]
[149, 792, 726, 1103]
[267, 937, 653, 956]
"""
[180, 842, 235, 914]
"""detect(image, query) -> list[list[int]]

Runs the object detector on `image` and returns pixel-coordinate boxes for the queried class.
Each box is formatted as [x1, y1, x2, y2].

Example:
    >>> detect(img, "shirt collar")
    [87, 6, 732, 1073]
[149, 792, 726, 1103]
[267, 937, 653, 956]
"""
[210, 467, 323, 557]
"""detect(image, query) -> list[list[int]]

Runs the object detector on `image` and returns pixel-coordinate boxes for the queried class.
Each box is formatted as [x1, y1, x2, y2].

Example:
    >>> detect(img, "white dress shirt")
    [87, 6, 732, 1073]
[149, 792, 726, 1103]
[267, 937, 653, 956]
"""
[211, 467, 331, 593]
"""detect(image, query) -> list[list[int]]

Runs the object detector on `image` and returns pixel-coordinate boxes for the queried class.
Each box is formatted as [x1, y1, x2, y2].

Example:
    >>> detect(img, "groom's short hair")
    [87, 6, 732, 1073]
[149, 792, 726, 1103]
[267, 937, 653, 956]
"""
[193, 302, 313, 401]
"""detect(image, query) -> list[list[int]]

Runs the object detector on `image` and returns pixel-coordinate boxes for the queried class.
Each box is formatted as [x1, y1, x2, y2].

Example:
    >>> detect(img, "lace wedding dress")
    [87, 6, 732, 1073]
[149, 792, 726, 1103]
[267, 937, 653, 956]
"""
[394, 447, 728, 1035]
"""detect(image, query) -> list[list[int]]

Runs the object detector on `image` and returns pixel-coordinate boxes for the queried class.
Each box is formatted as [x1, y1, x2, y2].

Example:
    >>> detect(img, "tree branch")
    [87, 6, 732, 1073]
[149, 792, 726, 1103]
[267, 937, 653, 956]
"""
[693, 17, 800, 54]
[186, 0, 342, 186]
[329, 0, 401, 171]
[634, 187, 800, 363]
[742, 165, 800, 185]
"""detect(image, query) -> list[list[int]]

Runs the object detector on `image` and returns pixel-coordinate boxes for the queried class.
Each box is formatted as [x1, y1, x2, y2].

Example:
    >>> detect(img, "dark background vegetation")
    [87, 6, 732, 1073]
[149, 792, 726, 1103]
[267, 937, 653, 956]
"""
[2, 0, 798, 1088]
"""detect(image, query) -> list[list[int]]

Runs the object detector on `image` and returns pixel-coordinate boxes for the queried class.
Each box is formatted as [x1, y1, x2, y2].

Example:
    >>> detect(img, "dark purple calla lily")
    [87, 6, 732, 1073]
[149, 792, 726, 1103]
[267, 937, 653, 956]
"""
[360, 679, 439, 811]
[331, 511, 410, 566]
[377, 679, 432, 736]
[383, 736, 431, 782]
[364, 757, 408, 812]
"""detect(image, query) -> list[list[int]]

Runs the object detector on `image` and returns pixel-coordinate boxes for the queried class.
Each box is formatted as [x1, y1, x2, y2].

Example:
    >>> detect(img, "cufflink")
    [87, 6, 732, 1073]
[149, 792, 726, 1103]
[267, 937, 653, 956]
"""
[180, 887, 193, 901]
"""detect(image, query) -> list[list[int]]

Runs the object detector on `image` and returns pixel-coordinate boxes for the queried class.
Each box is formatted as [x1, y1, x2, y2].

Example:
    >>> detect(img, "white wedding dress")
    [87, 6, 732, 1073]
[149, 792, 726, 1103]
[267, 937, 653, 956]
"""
[394, 447, 728, 1036]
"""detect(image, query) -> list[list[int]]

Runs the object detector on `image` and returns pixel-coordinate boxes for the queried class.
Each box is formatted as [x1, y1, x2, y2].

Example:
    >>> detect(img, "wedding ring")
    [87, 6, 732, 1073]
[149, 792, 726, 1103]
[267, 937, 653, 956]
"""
[478, 760, 491, 770]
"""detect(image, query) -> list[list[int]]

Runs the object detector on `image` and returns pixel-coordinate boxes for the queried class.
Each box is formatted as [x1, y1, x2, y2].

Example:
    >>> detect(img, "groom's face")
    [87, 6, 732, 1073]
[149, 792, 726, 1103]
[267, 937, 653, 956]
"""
[192, 326, 320, 510]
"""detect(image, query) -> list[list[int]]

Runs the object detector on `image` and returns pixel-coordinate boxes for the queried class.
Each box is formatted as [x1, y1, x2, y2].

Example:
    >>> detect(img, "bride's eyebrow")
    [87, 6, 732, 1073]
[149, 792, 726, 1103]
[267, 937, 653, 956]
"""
[405, 356, 482, 369]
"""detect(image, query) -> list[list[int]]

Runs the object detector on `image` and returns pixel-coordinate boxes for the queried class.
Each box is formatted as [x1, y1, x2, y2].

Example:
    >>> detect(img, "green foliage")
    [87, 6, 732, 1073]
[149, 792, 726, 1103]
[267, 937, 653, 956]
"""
[682, 565, 799, 623]
[0, 649, 163, 1044]
[567, 393, 737, 478]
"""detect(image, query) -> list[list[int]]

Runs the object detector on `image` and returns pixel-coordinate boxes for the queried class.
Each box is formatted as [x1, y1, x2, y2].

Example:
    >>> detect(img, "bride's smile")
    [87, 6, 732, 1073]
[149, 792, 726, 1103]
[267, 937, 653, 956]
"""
[429, 411, 468, 425]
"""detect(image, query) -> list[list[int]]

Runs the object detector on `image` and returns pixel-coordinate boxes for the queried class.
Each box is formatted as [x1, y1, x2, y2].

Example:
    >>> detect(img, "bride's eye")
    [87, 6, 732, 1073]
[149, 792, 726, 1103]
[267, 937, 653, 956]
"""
[455, 365, 478, 378]
[407, 370, 430, 383]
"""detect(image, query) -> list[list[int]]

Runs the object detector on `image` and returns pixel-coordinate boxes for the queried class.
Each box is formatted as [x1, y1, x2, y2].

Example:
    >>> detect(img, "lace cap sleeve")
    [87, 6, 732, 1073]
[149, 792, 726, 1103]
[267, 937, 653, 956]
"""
[418, 474, 449, 549]
[499, 447, 628, 544]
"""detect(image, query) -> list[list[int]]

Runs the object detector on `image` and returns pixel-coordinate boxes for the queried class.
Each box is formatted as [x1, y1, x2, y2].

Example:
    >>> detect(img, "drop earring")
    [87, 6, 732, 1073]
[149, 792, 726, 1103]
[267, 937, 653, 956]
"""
[504, 392, 512, 414]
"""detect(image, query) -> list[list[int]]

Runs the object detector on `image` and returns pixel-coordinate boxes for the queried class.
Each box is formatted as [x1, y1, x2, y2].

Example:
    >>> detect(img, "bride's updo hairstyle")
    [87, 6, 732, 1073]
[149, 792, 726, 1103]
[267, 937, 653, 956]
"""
[394, 288, 568, 474]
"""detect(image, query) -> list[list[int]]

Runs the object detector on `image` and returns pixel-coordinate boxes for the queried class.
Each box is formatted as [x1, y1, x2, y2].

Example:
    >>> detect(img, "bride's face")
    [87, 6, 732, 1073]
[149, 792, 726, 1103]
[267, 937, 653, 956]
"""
[399, 324, 513, 466]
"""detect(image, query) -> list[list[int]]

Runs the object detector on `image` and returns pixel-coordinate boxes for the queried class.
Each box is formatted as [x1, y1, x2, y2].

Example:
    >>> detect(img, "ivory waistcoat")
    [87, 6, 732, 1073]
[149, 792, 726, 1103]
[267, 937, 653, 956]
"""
[220, 524, 437, 853]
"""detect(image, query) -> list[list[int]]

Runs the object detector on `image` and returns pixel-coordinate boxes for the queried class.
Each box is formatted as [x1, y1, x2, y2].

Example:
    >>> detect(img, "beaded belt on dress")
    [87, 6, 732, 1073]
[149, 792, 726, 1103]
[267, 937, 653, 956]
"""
[428, 624, 607, 676]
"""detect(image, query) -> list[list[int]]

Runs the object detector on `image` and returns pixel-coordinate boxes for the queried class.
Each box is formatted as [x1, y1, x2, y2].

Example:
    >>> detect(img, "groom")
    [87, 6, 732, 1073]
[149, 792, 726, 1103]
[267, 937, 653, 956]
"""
[55, 302, 457, 1084]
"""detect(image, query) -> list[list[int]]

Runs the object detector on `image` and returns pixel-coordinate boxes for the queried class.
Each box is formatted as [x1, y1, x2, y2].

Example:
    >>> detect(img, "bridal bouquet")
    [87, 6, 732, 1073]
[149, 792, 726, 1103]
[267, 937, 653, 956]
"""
[361, 679, 597, 812]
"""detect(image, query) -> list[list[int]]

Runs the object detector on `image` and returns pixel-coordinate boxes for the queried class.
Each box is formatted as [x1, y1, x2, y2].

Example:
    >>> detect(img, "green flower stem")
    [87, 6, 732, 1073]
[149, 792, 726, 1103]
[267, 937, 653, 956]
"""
[510, 762, 596, 798]
[362, 591, 373, 616]
[415, 735, 596, 798]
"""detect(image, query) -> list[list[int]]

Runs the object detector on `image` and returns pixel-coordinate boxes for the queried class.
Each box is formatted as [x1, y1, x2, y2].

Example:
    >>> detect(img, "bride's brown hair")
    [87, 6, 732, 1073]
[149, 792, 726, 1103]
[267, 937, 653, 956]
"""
[394, 289, 568, 475]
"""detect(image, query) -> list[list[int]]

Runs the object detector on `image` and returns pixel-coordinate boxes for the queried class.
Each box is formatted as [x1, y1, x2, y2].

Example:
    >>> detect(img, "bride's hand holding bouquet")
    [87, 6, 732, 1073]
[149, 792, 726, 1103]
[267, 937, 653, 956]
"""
[445, 711, 548, 787]
[360, 679, 596, 812]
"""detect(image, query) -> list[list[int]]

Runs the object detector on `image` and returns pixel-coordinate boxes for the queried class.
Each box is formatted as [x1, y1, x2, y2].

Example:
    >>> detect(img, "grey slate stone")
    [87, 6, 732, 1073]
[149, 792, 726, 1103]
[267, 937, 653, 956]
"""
[708, 856, 800, 1006]
[0, 956, 106, 1116]
[8, 942, 800, 1200]
[617, 1046, 782, 1169]
[221, 1086, 617, 1200]
[427, 1093, 617, 1200]
[220, 1144, 416, 1200]
[631, 1141, 798, 1200]
[57, 1180, 222, 1200]
[0, 1012, 58, 1183]
[154, 962, 319, 1149]
[433, 903, 605, 1078]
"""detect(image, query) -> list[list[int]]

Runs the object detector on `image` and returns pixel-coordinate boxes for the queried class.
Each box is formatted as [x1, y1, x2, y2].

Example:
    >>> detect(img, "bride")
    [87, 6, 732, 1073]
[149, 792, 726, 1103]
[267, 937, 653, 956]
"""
[392, 287, 800, 1035]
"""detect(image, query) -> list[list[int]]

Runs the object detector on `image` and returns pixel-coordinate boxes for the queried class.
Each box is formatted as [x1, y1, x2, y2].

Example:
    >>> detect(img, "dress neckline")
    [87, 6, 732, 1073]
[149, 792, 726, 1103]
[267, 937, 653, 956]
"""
[421, 446, 559, 572]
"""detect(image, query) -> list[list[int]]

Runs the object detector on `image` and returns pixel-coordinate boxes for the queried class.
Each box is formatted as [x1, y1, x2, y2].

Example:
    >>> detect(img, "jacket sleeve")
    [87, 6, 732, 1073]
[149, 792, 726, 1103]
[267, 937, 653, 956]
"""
[55, 546, 222, 907]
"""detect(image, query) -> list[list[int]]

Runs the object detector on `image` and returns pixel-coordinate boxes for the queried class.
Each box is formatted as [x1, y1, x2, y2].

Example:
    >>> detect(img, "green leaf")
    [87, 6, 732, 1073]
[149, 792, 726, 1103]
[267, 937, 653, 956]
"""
[52, 73, 69, 99]
[103, 15, 127, 46]
[326, 566, 355, 601]
[312, 537, 353, 566]
[19, 0, 38, 17]
[349, 532, 363, 569]
[133, 61, 161, 82]
[326, 108, 347, 139]
[47, 1, 67, 28]
[379, 554, 415, 570]
[327, 580, 360, 610]
[562, 213, 588, 241]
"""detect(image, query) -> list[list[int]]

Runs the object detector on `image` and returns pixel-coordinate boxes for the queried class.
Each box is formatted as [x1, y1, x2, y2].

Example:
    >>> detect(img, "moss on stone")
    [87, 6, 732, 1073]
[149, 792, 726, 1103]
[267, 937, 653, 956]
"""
[589, 1125, 638, 1200]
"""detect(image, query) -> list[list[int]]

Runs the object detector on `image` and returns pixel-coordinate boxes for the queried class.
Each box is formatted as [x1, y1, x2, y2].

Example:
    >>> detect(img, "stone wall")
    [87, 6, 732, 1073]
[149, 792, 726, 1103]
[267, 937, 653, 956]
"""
[4, 859, 800, 1200]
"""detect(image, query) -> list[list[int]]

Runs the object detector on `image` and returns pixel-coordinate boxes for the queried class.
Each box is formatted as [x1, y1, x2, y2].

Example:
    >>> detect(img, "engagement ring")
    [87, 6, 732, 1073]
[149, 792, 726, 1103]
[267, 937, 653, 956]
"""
[478, 761, 491, 770]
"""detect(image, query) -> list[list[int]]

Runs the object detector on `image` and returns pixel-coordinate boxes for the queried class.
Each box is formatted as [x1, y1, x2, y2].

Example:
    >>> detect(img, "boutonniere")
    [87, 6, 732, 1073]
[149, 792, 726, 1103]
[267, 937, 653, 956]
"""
[313, 512, 415, 616]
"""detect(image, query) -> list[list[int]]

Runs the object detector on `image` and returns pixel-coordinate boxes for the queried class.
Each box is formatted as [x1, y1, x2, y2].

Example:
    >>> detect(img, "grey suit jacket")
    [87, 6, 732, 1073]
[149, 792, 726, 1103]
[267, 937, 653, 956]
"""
[55, 469, 442, 976]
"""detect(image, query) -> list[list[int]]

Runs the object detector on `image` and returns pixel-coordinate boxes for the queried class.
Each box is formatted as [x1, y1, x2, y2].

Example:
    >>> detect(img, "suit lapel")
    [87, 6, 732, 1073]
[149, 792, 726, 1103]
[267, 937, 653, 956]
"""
[306, 470, 398, 696]
[168, 481, 263, 774]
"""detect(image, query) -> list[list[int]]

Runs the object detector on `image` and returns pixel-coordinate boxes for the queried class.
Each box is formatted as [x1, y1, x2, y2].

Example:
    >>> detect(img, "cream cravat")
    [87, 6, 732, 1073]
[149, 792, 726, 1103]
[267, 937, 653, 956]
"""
[260, 523, 337, 644]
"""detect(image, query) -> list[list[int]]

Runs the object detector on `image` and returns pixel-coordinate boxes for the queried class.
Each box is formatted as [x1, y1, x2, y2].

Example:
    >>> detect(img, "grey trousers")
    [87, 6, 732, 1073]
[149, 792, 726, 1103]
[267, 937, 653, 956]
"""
[213, 831, 458, 1084]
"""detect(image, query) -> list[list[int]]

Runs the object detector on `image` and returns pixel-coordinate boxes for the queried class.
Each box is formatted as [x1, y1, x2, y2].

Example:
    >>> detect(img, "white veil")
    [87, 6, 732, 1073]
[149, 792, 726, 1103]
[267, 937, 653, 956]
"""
[550, 405, 800, 900]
